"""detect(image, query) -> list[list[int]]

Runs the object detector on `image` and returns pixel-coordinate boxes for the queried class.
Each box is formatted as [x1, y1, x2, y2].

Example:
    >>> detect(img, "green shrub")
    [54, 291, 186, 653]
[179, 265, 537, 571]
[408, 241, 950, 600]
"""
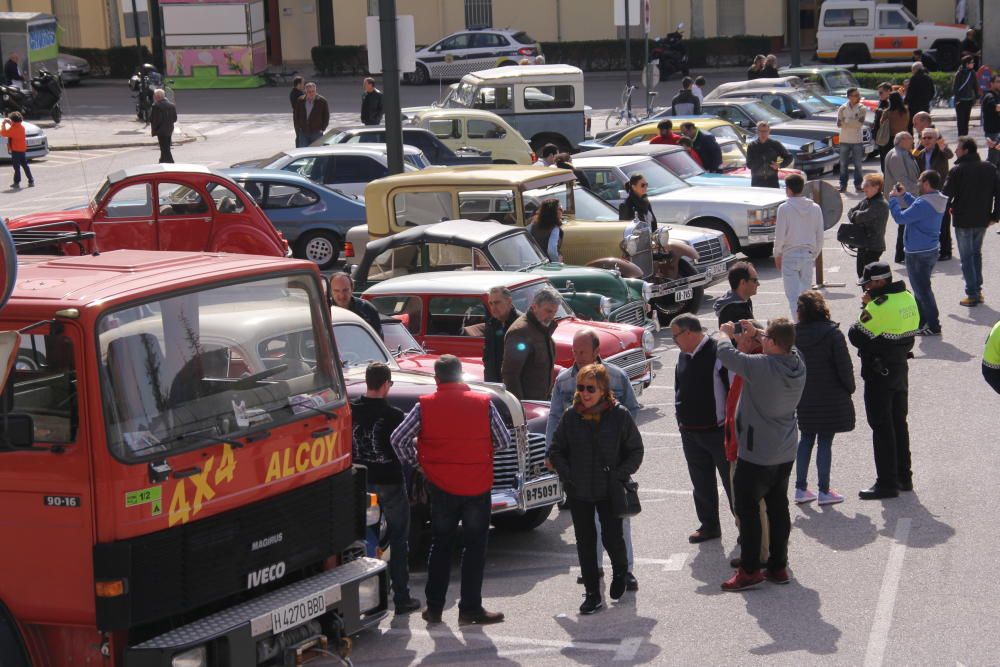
[61, 46, 154, 78]
[311, 46, 369, 76]
[853, 71, 956, 91]
[539, 36, 777, 71]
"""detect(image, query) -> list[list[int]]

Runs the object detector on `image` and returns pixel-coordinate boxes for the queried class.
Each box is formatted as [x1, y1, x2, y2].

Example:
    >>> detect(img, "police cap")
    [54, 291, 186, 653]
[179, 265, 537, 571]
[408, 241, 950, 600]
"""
[857, 261, 892, 286]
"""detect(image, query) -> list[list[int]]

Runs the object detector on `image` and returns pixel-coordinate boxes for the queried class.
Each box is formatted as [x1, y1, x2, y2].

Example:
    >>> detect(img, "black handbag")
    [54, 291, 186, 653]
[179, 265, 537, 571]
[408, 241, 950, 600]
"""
[596, 431, 642, 518]
[836, 222, 869, 249]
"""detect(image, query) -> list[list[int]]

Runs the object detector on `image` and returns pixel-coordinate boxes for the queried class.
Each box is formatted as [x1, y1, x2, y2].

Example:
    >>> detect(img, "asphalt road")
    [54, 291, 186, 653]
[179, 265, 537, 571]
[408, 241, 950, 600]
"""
[3, 78, 1000, 666]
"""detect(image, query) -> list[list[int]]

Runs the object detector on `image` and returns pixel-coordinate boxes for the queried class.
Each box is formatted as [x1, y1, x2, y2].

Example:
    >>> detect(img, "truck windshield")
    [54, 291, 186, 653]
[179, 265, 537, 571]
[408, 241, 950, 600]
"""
[97, 273, 340, 462]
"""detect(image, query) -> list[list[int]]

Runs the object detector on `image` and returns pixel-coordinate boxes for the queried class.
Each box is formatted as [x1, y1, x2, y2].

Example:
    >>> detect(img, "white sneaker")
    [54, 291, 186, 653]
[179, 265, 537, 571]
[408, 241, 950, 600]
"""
[818, 489, 845, 505]
[795, 488, 817, 504]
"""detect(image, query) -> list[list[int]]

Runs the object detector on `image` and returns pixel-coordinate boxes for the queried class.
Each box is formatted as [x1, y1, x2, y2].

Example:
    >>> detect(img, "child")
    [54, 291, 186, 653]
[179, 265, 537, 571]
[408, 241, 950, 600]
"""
[1, 112, 34, 188]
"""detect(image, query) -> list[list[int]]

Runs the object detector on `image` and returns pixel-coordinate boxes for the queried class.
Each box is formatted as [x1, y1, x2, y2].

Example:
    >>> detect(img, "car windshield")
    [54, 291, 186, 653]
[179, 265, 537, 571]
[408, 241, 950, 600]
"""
[525, 184, 619, 221]
[657, 150, 704, 179]
[381, 320, 425, 356]
[92, 178, 112, 210]
[742, 101, 792, 124]
[404, 152, 430, 169]
[790, 90, 837, 113]
[511, 282, 573, 319]
[98, 273, 339, 463]
[718, 140, 749, 171]
[434, 85, 459, 107]
[621, 159, 687, 195]
[447, 81, 477, 109]
[258, 152, 292, 168]
[512, 31, 535, 45]
[824, 71, 858, 90]
[488, 233, 548, 270]
[331, 322, 394, 368]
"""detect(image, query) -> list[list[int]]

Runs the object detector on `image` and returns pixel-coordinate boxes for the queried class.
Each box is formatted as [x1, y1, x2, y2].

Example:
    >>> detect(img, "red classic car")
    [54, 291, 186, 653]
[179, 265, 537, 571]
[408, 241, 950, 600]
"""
[362, 271, 655, 391]
[5, 164, 288, 257]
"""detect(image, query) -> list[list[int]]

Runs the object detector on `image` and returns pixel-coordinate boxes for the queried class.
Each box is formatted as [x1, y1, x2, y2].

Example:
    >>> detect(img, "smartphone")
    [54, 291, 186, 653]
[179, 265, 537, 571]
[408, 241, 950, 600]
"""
[733, 322, 744, 335]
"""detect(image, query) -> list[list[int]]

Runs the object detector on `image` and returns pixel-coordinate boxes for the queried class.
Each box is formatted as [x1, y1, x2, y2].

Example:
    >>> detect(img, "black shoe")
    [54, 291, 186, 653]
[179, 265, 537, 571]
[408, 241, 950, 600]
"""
[939, 254, 952, 261]
[458, 609, 505, 626]
[422, 608, 442, 624]
[625, 572, 638, 592]
[27, 181, 34, 188]
[395, 597, 422, 614]
[898, 479, 913, 491]
[609, 574, 627, 600]
[576, 570, 604, 585]
[579, 593, 603, 615]
[839, 185, 847, 193]
[730, 556, 742, 568]
[859, 486, 899, 500]
[689, 528, 721, 543]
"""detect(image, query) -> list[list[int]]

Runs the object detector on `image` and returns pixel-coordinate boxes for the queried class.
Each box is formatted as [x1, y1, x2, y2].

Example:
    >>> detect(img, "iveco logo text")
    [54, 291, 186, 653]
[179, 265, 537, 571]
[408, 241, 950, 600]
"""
[251, 532, 283, 552]
[247, 562, 286, 589]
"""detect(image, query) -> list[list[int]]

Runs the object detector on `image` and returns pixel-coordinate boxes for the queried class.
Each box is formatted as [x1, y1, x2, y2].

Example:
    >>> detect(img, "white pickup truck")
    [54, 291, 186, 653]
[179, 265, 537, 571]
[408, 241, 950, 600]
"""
[816, 0, 968, 70]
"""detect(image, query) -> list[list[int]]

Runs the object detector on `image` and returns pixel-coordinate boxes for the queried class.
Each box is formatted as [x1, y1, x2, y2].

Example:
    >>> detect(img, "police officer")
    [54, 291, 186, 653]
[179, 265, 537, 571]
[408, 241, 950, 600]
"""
[984, 320, 1000, 394]
[848, 261, 920, 499]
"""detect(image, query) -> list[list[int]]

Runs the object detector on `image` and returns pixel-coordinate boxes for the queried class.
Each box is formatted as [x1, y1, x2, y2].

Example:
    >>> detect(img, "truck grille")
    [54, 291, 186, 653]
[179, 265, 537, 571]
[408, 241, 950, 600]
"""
[493, 431, 546, 490]
[610, 301, 646, 327]
[606, 348, 649, 380]
[94, 467, 363, 632]
[693, 238, 725, 264]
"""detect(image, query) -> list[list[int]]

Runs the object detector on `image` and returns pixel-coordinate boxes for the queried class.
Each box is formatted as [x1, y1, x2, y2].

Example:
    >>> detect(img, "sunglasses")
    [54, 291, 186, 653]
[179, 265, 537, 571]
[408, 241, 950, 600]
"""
[576, 384, 600, 394]
[636, 182, 648, 188]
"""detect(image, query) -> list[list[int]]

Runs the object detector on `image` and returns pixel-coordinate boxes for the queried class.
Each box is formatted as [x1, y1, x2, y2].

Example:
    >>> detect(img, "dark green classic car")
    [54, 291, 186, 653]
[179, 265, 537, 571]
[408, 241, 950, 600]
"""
[351, 219, 655, 331]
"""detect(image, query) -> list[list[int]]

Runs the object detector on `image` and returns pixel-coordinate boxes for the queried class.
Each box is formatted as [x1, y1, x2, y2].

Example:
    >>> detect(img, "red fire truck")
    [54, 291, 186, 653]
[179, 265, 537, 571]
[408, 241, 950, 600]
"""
[0, 224, 388, 665]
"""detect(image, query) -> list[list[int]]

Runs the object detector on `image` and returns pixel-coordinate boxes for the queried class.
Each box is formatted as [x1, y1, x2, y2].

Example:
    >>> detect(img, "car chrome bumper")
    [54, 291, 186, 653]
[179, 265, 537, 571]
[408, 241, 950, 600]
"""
[648, 271, 709, 299]
[795, 150, 839, 174]
[696, 254, 738, 287]
[492, 472, 563, 514]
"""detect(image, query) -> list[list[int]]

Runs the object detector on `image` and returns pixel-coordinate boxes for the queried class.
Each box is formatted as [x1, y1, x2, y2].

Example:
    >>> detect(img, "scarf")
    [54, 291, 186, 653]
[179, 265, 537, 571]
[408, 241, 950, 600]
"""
[575, 397, 615, 421]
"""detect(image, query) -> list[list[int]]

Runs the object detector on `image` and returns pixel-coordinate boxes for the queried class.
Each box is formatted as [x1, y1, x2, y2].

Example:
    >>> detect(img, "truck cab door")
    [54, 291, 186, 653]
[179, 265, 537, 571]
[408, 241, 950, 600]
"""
[875, 7, 917, 57]
[93, 181, 158, 251]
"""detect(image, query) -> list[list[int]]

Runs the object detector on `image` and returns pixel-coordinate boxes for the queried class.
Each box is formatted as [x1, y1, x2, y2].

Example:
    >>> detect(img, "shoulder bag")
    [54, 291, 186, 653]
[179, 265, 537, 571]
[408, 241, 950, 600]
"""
[875, 110, 892, 146]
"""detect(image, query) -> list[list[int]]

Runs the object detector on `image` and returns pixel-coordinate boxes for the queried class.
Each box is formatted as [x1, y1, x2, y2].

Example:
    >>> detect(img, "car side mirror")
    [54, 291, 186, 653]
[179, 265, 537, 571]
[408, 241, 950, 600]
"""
[907, 21, 914, 30]
[0, 413, 34, 451]
[790, 109, 806, 119]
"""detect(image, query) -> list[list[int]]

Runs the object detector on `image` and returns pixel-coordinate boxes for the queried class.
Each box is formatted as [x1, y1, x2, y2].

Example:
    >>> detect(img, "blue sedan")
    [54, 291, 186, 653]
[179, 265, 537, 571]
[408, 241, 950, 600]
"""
[221, 168, 365, 270]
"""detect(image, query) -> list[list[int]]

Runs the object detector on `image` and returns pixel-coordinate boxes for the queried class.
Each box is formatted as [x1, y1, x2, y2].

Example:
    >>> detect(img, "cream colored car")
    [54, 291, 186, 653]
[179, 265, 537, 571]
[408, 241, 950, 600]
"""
[407, 108, 534, 165]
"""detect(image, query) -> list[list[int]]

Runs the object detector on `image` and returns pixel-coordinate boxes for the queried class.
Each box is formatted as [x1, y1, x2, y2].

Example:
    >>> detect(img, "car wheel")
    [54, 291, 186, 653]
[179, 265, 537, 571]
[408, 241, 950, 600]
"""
[836, 45, 870, 66]
[491, 505, 554, 532]
[296, 230, 342, 270]
[412, 64, 430, 86]
[0, 612, 30, 667]
[743, 243, 774, 260]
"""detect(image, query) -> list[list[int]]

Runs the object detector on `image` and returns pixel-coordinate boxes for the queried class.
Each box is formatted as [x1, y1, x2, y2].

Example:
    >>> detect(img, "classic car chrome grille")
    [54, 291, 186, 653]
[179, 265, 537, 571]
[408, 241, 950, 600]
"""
[493, 431, 547, 490]
[605, 349, 649, 380]
[693, 238, 725, 264]
[611, 301, 646, 327]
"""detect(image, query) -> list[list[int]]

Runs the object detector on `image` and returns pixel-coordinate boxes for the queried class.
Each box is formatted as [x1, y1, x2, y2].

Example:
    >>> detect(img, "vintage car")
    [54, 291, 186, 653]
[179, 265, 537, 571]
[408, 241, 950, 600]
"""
[361, 271, 654, 391]
[579, 115, 840, 177]
[330, 306, 560, 530]
[353, 220, 654, 330]
[778, 66, 880, 104]
[0, 118, 47, 161]
[314, 126, 493, 166]
[571, 154, 787, 257]
[5, 164, 288, 257]
[406, 107, 535, 165]
[221, 168, 365, 269]
[346, 167, 736, 323]
[578, 144, 842, 230]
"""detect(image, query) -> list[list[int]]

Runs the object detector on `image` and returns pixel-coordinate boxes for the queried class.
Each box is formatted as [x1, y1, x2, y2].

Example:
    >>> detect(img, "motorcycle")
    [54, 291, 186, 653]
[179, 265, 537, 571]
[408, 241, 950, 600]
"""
[128, 64, 163, 124]
[0, 68, 63, 123]
[649, 22, 689, 80]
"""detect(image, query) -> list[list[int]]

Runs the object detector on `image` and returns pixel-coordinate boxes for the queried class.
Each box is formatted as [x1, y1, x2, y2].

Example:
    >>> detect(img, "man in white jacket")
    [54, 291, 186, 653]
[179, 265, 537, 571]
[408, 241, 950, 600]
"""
[774, 174, 825, 317]
[837, 88, 868, 193]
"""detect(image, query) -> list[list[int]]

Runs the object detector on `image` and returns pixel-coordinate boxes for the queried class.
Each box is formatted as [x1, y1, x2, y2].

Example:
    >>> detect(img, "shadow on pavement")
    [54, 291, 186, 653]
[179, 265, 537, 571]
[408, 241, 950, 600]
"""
[687, 539, 730, 596]
[913, 336, 976, 362]
[793, 504, 878, 551]
[554, 593, 661, 665]
[743, 579, 842, 656]
[879, 491, 956, 549]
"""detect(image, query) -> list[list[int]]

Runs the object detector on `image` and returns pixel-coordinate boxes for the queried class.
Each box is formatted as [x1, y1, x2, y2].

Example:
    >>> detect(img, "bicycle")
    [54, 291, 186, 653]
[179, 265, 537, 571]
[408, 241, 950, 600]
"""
[604, 84, 659, 130]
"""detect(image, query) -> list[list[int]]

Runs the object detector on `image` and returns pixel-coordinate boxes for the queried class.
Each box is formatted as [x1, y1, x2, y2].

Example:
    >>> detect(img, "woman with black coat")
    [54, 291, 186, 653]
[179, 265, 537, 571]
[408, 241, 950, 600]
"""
[846, 173, 890, 277]
[793, 291, 856, 506]
[549, 363, 644, 615]
[618, 172, 658, 231]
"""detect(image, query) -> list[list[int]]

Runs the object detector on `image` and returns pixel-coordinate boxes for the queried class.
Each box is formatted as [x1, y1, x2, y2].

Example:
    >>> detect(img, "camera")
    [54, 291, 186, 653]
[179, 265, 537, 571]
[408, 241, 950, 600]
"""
[733, 322, 744, 335]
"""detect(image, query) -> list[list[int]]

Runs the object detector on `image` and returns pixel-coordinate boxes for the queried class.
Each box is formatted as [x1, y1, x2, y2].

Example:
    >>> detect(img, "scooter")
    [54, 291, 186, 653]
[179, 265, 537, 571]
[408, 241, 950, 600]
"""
[0, 68, 63, 123]
[128, 64, 163, 124]
[649, 23, 689, 80]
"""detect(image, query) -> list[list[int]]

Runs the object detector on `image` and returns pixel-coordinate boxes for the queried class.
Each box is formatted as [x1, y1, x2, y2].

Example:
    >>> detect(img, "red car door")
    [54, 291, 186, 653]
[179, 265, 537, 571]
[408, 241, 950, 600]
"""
[154, 180, 214, 251]
[92, 180, 159, 250]
[421, 295, 487, 358]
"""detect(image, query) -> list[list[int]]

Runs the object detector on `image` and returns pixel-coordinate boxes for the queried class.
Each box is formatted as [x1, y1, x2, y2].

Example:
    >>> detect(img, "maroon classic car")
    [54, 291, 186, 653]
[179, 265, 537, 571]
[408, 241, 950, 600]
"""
[6, 164, 289, 257]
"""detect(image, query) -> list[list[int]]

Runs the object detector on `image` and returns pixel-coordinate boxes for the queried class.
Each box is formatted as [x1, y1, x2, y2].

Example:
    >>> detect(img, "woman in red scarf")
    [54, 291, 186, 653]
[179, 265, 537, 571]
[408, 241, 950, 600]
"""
[549, 363, 644, 615]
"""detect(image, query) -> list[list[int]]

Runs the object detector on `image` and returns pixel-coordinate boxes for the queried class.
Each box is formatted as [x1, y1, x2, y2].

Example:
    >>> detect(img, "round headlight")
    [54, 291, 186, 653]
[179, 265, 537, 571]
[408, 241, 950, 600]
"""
[599, 296, 612, 317]
[641, 281, 653, 303]
[642, 330, 655, 354]
[656, 227, 670, 248]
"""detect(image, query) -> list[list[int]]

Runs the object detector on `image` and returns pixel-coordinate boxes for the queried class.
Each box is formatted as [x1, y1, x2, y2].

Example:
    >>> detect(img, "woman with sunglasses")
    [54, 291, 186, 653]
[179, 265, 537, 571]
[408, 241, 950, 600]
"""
[549, 363, 644, 614]
[617, 173, 658, 231]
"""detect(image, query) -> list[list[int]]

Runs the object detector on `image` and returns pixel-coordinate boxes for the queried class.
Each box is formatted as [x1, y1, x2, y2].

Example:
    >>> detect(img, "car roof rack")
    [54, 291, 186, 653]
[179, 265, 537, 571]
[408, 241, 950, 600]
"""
[9, 221, 98, 256]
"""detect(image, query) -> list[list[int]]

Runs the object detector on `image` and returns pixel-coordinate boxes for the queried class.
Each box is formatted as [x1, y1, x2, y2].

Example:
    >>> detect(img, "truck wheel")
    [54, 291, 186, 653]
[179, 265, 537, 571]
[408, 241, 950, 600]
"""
[530, 135, 572, 155]
[652, 259, 702, 325]
[934, 44, 959, 71]
[0, 613, 30, 667]
[743, 243, 774, 259]
[296, 230, 342, 270]
[491, 505, 553, 532]
[836, 45, 870, 65]
[411, 64, 430, 86]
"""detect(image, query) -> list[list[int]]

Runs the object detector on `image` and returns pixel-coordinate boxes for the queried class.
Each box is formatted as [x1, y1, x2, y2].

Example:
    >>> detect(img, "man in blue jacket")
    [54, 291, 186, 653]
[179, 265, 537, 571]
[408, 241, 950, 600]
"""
[888, 170, 948, 336]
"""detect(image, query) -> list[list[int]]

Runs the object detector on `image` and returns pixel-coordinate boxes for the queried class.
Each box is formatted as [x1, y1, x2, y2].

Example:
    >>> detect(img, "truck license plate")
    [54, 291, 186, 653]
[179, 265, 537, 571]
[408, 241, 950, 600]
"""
[675, 288, 694, 302]
[271, 592, 327, 634]
[523, 478, 561, 508]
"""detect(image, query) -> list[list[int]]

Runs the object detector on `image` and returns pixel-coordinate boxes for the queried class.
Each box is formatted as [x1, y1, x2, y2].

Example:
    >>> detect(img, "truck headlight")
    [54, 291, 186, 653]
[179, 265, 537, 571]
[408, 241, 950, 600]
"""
[642, 330, 655, 354]
[358, 575, 381, 613]
[641, 281, 653, 302]
[172, 647, 207, 667]
[599, 296, 612, 317]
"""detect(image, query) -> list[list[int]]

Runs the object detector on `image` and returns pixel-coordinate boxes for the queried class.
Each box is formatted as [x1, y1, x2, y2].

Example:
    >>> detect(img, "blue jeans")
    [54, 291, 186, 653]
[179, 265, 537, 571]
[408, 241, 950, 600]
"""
[905, 248, 939, 330]
[780, 247, 815, 317]
[11, 151, 32, 185]
[371, 482, 412, 605]
[795, 432, 835, 493]
[839, 142, 865, 188]
[955, 227, 986, 297]
[425, 483, 491, 614]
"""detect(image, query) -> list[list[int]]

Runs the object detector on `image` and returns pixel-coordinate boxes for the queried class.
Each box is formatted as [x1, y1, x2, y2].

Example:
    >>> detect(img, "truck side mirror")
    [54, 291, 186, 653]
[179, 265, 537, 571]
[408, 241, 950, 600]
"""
[0, 413, 34, 450]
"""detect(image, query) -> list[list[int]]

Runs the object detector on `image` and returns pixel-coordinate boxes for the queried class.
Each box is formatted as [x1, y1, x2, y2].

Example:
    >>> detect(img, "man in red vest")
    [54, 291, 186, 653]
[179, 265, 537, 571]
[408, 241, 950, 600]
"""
[391, 355, 512, 626]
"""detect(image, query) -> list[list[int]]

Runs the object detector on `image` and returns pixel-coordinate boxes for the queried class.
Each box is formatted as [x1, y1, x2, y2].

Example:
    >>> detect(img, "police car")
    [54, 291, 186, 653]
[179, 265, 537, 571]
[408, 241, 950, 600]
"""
[407, 28, 542, 85]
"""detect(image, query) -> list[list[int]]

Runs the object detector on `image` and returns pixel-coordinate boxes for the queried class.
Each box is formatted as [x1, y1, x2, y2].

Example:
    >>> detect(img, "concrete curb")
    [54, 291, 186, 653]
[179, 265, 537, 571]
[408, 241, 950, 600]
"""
[48, 133, 199, 152]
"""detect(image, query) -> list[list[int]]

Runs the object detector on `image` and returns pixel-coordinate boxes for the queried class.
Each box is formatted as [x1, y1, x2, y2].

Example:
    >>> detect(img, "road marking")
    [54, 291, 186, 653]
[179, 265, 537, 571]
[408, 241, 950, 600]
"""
[490, 548, 687, 572]
[827, 265, 841, 273]
[378, 627, 644, 658]
[244, 126, 281, 135]
[202, 124, 248, 136]
[614, 637, 643, 661]
[863, 517, 911, 667]
[639, 431, 681, 437]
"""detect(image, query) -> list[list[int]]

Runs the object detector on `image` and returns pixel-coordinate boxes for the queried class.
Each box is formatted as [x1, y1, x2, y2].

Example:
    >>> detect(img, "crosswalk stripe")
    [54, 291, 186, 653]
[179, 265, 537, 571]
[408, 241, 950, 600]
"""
[202, 125, 247, 136]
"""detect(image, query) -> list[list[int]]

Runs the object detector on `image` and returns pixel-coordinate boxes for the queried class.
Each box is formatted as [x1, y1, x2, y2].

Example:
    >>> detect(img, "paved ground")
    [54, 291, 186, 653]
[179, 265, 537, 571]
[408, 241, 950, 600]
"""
[3, 75, 999, 665]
